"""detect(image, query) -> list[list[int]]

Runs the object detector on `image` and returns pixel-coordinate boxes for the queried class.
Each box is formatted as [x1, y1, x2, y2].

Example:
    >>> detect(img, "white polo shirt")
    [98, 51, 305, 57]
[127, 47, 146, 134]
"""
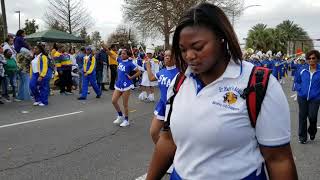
[166, 60, 290, 180]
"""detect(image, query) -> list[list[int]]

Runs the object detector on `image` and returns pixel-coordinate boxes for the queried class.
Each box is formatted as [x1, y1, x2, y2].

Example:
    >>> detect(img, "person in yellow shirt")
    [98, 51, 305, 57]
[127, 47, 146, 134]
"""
[107, 44, 118, 90]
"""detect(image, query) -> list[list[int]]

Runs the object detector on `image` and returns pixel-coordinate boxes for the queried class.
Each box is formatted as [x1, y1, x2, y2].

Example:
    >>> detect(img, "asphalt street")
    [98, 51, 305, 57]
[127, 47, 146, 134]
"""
[0, 77, 319, 180]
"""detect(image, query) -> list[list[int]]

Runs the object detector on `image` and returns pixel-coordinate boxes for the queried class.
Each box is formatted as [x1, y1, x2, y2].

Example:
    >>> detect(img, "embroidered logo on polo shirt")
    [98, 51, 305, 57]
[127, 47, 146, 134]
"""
[223, 92, 237, 105]
[211, 86, 243, 111]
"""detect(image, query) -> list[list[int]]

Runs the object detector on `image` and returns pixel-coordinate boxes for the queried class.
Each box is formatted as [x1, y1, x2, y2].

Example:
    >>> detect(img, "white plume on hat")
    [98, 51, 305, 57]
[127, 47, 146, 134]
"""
[250, 54, 259, 60]
[146, 45, 155, 54]
[266, 50, 273, 58]
[256, 51, 263, 59]
[276, 51, 282, 57]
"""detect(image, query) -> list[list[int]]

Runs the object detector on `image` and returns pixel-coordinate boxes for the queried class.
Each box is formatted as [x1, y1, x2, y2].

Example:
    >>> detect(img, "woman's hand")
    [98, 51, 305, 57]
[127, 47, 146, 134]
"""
[37, 76, 43, 82]
[126, 74, 133, 80]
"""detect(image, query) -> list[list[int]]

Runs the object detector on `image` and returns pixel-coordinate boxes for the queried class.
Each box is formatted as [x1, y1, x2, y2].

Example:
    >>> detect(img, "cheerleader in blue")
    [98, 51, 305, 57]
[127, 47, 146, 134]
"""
[146, 50, 178, 173]
[112, 49, 141, 127]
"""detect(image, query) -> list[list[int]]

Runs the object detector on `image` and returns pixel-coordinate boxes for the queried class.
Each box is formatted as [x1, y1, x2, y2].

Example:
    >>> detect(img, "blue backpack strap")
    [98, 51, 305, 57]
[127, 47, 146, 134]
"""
[163, 73, 186, 131]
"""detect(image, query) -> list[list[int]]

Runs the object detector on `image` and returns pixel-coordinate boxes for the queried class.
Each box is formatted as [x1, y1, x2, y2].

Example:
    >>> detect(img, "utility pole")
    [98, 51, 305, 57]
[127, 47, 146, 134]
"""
[1, 0, 8, 40]
[15, 10, 21, 29]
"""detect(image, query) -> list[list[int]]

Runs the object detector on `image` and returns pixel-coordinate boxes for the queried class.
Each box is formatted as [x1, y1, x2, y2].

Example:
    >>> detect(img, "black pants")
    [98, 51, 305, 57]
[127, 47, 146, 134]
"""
[109, 65, 117, 90]
[58, 69, 72, 93]
[298, 96, 320, 141]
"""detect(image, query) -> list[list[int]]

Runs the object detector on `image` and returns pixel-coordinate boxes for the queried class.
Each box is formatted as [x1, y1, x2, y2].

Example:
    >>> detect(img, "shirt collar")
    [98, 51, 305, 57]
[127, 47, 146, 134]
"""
[185, 60, 243, 79]
[166, 65, 176, 70]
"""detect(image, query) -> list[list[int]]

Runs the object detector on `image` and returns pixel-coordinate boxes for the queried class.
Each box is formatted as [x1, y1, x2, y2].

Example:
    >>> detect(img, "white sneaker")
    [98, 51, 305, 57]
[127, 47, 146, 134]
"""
[13, 98, 21, 102]
[138, 91, 147, 101]
[38, 103, 46, 107]
[113, 116, 124, 124]
[120, 120, 130, 127]
[33, 102, 41, 106]
[148, 93, 155, 102]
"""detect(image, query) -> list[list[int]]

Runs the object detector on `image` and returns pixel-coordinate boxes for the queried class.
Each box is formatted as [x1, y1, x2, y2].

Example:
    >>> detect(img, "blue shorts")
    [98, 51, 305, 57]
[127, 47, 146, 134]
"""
[154, 100, 166, 120]
[170, 165, 267, 180]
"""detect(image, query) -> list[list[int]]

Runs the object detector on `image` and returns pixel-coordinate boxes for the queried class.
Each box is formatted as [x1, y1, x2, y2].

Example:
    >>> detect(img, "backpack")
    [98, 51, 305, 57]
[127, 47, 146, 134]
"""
[164, 66, 271, 130]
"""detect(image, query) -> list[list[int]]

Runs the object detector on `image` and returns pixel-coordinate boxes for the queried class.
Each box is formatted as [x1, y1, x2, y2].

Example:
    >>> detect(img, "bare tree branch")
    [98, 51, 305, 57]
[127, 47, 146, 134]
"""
[44, 0, 93, 34]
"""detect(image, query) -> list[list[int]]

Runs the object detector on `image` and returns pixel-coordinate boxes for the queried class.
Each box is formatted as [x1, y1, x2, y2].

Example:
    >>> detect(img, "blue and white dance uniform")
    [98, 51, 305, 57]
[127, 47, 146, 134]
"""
[115, 59, 137, 92]
[154, 66, 179, 120]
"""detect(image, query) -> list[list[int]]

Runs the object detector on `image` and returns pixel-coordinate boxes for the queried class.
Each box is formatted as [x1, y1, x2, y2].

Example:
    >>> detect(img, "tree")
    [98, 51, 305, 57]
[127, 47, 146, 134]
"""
[44, 0, 93, 34]
[23, 19, 39, 35]
[107, 25, 138, 48]
[79, 27, 91, 46]
[1, 0, 8, 40]
[276, 20, 313, 55]
[91, 31, 101, 48]
[245, 20, 314, 55]
[49, 20, 68, 32]
[123, 0, 243, 49]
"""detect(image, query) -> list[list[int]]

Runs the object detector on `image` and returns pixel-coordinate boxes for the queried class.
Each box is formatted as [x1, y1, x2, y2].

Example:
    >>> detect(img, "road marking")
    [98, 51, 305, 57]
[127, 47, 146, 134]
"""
[0, 111, 83, 129]
[135, 173, 147, 180]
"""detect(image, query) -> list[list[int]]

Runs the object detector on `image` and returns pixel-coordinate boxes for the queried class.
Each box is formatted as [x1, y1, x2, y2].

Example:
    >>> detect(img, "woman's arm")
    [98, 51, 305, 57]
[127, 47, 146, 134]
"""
[260, 144, 298, 180]
[146, 61, 157, 81]
[127, 68, 141, 80]
[147, 131, 176, 180]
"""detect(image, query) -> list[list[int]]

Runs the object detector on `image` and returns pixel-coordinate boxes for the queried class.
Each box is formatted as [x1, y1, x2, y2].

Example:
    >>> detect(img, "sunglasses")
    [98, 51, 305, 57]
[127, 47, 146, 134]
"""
[307, 57, 317, 60]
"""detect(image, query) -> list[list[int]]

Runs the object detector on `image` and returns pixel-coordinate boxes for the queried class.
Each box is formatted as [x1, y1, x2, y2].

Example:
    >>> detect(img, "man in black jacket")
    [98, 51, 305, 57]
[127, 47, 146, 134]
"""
[95, 48, 109, 91]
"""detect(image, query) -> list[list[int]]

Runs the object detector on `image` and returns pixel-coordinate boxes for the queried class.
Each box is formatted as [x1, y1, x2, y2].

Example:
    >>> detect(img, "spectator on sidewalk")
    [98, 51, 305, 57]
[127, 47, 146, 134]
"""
[3, 36, 17, 58]
[29, 44, 52, 106]
[77, 47, 101, 100]
[96, 47, 109, 91]
[107, 44, 118, 90]
[16, 48, 32, 101]
[295, 50, 320, 144]
[14, 30, 31, 54]
[76, 47, 86, 94]
[0, 46, 5, 104]
[2, 49, 19, 102]
[54, 45, 73, 95]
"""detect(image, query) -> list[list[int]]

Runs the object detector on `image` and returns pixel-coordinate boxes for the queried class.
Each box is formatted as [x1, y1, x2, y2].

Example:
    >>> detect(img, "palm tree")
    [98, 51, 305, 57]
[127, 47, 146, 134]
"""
[276, 20, 313, 54]
[0, 0, 7, 40]
[246, 24, 272, 52]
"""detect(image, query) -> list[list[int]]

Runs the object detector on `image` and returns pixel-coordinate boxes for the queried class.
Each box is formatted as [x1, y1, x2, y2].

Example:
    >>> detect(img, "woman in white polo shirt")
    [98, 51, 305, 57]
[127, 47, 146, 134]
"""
[147, 3, 297, 180]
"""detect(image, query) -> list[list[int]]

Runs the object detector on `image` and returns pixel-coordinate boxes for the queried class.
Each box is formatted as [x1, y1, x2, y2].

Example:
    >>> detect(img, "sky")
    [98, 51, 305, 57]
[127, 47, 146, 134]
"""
[3, 0, 320, 50]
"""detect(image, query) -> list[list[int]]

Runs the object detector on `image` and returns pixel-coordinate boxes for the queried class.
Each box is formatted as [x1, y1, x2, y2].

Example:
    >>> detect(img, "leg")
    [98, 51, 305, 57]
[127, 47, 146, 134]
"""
[150, 116, 164, 144]
[80, 75, 89, 98]
[112, 90, 123, 113]
[298, 96, 308, 142]
[109, 65, 117, 90]
[58, 71, 66, 93]
[122, 90, 131, 117]
[96, 70, 102, 91]
[89, 74, 102, 96]
[9, 74, 17, 98]
[2, 76, 8, 98]
[308, 101, 320, 139]
[29, 73, 40, 103]
[78, 71, 83, 94]
[65, 69, 73, 93]
[39, 77, 50, 105]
